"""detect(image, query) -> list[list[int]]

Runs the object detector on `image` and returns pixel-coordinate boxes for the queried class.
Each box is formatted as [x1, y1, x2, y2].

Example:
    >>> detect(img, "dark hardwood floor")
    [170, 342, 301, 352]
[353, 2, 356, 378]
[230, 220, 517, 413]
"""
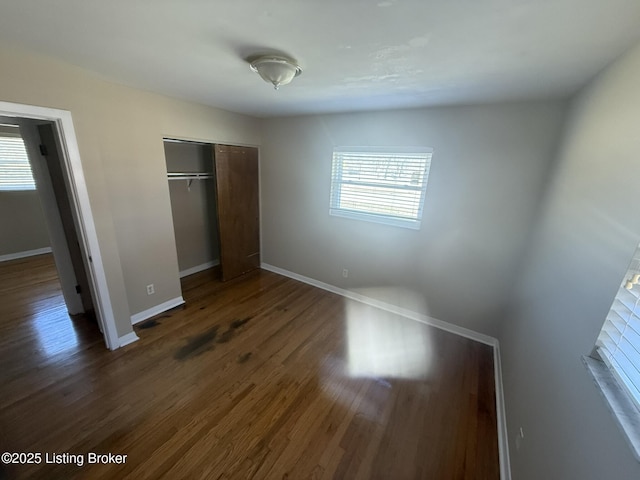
[0, 254, 499, 479]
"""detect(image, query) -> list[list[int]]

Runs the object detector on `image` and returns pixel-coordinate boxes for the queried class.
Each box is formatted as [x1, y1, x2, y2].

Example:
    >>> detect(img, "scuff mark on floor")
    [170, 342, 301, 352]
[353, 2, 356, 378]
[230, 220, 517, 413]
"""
[174, 325, 220, 360]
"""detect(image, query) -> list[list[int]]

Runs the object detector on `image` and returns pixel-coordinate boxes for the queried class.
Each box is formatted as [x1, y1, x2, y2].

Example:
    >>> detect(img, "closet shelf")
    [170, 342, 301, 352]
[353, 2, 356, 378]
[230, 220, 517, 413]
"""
[167, 172, 214, 180]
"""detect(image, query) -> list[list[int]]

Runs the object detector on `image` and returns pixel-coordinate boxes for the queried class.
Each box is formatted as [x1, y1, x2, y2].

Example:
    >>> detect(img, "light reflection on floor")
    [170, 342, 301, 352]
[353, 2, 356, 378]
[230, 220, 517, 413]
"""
[344, 288, 433, 380]
[31, 304, 81, 356]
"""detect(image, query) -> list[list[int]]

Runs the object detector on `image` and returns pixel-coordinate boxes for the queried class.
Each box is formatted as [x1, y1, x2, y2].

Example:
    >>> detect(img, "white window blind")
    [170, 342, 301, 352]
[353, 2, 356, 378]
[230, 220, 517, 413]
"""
[596, 248, 640, 411]
[329, 147, 433, 229]
[0, 125, 36, 191]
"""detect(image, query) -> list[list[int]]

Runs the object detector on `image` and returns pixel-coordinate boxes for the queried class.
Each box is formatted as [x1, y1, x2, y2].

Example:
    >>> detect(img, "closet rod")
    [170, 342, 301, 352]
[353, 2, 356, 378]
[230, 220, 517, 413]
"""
[167, 172, 215, 180]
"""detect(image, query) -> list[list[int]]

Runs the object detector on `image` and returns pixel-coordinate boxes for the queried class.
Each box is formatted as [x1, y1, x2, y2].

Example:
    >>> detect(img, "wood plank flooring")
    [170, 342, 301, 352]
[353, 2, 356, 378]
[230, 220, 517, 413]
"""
[0, 254, 499, 479]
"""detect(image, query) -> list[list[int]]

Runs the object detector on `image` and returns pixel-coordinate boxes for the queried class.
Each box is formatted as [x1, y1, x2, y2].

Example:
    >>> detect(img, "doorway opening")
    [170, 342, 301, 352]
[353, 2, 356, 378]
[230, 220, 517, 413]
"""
[0, 101, 119, 350]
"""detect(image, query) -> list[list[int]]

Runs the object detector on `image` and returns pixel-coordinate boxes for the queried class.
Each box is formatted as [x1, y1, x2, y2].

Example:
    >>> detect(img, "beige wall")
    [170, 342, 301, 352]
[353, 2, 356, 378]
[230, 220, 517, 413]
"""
[0, 191, 50, 256]
[0, 44, 261, 337]
[500, 43, 640, 478]
[260, 101, 568, 336]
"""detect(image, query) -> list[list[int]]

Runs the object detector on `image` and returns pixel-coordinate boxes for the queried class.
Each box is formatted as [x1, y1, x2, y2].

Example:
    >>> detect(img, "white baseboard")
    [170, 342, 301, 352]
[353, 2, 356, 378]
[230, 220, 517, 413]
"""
[179, 260, 219, 278]
[260, 262, 510, 479]
[0, 247, 52, 263]
[118, 331, 139, 347]
[130, 296, 185, 325]
[260, 263, 496, 346]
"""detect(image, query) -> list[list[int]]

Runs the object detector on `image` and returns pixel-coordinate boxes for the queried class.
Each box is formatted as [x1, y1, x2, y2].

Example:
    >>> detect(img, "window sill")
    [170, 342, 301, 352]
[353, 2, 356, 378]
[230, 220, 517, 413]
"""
[583, 355, 640, 462]
[329, 209, 421, 230]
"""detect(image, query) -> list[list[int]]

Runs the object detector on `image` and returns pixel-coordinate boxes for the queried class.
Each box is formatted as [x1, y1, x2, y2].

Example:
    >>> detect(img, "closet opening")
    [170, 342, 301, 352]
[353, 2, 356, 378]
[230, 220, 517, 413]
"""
[164, 139, 222, 281]
[164, 137, 260, 293]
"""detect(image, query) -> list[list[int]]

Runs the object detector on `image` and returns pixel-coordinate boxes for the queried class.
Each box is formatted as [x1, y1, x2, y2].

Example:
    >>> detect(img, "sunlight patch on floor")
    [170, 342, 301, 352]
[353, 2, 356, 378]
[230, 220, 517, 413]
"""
[344, 289, 433, 380]
[32, 305, 80, 356]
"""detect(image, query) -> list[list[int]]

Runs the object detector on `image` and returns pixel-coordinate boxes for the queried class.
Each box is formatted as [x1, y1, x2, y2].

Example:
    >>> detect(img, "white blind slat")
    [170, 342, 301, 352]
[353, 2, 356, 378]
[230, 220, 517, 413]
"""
[622, 322, 640, 352]
[609, 352, 640, 403]
[597, 334, 618, 357]
[618, 337, 640, 374]
[602, 325, 623, 345]
[607, 310, 628, 332]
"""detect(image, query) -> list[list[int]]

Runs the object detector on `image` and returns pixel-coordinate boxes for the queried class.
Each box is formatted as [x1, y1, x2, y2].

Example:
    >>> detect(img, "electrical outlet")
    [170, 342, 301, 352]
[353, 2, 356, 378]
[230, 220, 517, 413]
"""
[342, 269, 349, 278]
[146, 284, 155, 295]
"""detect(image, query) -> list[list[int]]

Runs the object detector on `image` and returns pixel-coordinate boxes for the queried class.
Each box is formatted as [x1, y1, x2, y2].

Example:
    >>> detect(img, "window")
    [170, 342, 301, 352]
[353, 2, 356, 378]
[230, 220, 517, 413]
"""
[0, 125, 36, 191]
[329, 146, 433, 229]
[595, 247, 640, 410]
[585, 243, 640, 460]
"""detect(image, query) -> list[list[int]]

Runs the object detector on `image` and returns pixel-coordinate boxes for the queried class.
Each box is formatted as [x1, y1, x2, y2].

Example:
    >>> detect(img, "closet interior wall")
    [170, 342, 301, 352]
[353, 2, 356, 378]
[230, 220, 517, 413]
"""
[164, 140, 220, 278]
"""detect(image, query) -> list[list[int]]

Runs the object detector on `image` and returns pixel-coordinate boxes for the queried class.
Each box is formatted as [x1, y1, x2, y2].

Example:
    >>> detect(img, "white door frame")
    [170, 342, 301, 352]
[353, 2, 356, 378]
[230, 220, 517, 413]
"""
[0, 100, 120, 350]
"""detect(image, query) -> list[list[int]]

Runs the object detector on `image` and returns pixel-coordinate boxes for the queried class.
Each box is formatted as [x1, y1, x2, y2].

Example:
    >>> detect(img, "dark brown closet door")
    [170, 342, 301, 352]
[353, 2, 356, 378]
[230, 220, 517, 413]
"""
[214, 144, 260, 281]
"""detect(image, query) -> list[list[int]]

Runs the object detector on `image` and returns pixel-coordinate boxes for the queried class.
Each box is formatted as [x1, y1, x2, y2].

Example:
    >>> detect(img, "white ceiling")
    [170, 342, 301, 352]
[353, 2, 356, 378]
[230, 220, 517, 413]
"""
[1, 0, 640, 117]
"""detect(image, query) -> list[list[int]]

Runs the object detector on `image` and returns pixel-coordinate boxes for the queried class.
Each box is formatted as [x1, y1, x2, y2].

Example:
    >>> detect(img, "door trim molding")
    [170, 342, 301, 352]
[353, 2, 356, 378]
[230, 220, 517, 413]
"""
[0, 101, 120, 350]
[118, 331, 140, 348]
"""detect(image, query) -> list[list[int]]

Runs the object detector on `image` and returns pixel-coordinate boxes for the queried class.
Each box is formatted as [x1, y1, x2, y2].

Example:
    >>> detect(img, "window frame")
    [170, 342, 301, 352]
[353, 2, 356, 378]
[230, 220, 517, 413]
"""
[586, 243, 640, 462]
[0, 125, 36, 192]
[328, 146, 433, 230]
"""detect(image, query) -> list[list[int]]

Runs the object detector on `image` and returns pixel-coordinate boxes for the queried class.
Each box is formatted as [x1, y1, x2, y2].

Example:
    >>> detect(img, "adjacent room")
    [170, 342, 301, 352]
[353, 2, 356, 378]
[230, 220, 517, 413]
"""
[1, 1, 640, 479]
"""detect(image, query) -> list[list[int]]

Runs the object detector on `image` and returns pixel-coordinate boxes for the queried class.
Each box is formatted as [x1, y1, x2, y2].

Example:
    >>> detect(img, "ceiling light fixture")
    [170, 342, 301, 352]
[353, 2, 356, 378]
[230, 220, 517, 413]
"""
[249, 55, 302, 90]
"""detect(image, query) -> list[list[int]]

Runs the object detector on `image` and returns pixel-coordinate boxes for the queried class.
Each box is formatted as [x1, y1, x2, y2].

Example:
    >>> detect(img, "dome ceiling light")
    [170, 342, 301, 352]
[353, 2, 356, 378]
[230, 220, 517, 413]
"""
[249, 55, 302, 90]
